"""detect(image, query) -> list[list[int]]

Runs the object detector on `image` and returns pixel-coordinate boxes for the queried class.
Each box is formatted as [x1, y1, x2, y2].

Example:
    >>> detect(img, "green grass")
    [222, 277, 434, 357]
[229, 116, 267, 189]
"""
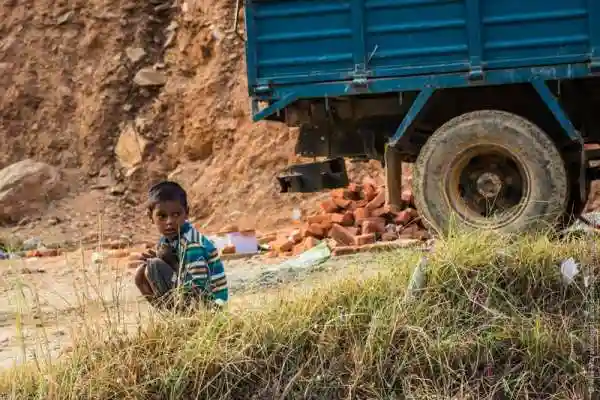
[2, 231, 600, 399]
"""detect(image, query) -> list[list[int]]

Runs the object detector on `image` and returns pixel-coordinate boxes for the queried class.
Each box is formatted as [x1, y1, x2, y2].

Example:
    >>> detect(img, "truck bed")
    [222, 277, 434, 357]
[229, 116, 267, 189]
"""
[245, 0, 600, 120]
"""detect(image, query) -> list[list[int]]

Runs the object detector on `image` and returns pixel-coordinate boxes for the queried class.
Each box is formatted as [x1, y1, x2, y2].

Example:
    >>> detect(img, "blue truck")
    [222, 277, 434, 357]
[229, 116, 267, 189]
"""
[241, 0, 600, 234]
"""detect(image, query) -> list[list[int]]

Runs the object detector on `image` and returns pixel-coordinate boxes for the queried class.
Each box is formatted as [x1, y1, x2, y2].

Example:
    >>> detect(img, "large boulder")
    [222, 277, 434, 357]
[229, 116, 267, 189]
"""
[0, 159, 66, 223]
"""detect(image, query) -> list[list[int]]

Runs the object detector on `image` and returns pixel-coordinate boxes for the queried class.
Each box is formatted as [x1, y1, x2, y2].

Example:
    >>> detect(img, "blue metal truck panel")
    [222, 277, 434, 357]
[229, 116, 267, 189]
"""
[245, 0, 600, 121]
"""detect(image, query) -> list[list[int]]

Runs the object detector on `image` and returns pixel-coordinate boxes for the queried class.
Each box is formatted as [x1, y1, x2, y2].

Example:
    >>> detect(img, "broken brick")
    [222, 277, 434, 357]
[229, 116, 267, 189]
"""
[330, 188, 345, 199]
[305, 224, 326, 239]
[371, 205, 393, 218]
[347, 183, 360, 194]
[363, 219, 385, 234]
[258, 233, 278, 245]
[330, 211, 355, 227]
[332, 246, 360, 257]
[293, 237, 320, 255]
[307, 214, 332, 225]
[354, 233, 376, 246]
[221, 244, 236, 254]
[329, 223, 355, 246]
[362, 176, 379, 188]
[346, 226, 360, 236]
[333, 196, 352, 209]
[354, 207, 370, 221]
[363, 183, 377, 202]
[341, 211, 355, 226]
[320, 199, 339, 214]
[332, 239, 421, 257]
[394, 208, 418, 225]
[330, 213, 346, 224]
[303, 236, 319, 250]
[401, 189, 414, 205]
[366, 190, 386, 211]
[289, 229, 303, 244]
[356, 216, 386, 228]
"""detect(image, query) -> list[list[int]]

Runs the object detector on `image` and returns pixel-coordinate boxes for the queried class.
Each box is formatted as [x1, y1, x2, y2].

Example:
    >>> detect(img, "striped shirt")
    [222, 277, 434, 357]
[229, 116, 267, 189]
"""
[158, 221, 229, 304]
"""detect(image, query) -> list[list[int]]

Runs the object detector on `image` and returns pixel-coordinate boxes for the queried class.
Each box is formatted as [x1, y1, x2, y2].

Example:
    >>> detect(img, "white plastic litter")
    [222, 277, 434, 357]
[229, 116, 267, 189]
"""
[560, 257, 579, 285]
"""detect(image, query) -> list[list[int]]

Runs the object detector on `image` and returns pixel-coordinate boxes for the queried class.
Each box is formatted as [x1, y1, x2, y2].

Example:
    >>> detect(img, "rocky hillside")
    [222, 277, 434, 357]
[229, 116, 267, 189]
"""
[1, 0, 383, 244]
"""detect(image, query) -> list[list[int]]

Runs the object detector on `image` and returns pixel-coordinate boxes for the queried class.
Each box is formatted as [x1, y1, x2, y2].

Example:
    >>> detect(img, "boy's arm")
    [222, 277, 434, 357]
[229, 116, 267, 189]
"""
[202, 236, 229, 303]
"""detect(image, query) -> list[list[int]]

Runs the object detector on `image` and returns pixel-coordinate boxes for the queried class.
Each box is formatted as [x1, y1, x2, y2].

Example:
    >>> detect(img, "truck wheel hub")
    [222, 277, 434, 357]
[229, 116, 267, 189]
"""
[476, 172, 503, 198]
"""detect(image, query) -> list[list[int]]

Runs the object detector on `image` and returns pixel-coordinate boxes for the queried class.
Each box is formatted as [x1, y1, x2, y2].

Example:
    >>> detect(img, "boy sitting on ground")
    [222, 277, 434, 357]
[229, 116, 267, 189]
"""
[129, 181, 228, 311]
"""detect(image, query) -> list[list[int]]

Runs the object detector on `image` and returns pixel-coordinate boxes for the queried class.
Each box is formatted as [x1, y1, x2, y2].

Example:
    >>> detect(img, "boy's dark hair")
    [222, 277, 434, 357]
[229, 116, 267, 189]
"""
[147, 180, 189, 215]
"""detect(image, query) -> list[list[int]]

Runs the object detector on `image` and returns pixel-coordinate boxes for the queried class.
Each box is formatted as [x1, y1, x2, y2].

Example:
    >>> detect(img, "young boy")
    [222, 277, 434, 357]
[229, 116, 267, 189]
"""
[131, 180, 228, 311]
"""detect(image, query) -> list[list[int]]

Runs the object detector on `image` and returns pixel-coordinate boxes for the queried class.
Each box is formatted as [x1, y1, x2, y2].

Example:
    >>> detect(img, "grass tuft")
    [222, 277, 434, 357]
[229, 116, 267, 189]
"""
[2, 231, 600, 399]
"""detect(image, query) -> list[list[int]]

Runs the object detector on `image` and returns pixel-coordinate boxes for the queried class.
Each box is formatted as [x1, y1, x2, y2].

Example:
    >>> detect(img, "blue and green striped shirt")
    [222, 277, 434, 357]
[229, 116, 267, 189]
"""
[158, 221, 229, 304]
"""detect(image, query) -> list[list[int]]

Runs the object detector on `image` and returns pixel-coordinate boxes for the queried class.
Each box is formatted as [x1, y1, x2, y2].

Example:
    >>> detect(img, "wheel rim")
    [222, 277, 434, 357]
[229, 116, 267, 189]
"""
[444, 145, 530, 229]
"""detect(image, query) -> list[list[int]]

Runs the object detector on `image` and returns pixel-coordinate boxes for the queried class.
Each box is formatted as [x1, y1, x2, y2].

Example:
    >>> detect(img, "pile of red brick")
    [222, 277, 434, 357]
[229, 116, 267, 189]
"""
[268, 179, 430, 257]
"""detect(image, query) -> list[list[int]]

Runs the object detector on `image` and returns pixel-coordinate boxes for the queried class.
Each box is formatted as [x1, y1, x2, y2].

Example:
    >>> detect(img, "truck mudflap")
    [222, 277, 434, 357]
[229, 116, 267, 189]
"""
[276, 157, 349, 193]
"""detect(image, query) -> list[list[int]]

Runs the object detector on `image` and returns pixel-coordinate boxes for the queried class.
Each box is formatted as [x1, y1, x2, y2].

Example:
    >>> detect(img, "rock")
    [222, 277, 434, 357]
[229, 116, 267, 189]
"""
[109, 184, 125, 196]
[0, 160, 66, 223]
[115, 124, 149, 171]
[133, 67, 167, 86]
[125, 47, 146, 63]
[56, 11, 74, 25]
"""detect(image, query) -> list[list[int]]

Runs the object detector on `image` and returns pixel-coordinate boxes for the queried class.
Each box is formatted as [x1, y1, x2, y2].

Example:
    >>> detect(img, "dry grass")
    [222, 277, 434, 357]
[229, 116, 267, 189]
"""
[1, 230, 600, 399]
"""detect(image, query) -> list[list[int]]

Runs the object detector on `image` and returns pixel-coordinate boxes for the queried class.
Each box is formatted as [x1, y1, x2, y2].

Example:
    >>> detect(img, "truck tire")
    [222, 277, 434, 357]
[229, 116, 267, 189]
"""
[413, 110, 568, 235]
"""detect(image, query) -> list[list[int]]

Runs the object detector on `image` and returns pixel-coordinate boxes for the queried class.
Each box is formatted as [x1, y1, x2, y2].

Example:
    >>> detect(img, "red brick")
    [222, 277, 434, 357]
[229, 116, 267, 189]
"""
[366, 190, 386, 211]
[258, 233, 278, 245]
[394, 208, 418, 226]
[289, 229, 303, 244]
[330, 213, 346, 224]
[401, 189, 414, 205]
[363, 219, 385, 234]
[221, 244, 236, 254]
[354, 207, 370, 221]
[346, 226, 360, 236]
[271, 238, 294, 253]
[266, 251, 279, 258]
[330, 188, 345, 199]
[363, 183, 377, 202]
[347, 183, 360, 194]
[341, 211, 355, 226]
[330, 211, 355, 226]
[303, 236, 319, 250]
[354, 233, 376, 246]
[332, 246, 360, 257]
[307, 214, 332, 225]
[329, 223, 355, 246]
[362, 176, 379, 188]
[371, 205, 393, 218]
[356, 216, 386, 228]
[333, 196, 352, 209]
[320, 199, 339, 214]
[305, 224, 326, 239]
[293, 242, 306, 255]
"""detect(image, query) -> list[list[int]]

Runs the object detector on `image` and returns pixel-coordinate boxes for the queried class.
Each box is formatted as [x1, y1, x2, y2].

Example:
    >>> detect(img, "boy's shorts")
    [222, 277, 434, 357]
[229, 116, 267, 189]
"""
[145, 258, 215, 311]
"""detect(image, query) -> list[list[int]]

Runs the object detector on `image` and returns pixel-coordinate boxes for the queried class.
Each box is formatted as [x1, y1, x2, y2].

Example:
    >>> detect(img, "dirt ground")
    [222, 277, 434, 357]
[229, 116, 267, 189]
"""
[0, 243, 413, 370]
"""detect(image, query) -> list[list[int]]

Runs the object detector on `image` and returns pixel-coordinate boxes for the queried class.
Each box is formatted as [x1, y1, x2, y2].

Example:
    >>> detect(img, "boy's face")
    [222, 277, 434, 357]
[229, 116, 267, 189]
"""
[150, 200, 188, 238]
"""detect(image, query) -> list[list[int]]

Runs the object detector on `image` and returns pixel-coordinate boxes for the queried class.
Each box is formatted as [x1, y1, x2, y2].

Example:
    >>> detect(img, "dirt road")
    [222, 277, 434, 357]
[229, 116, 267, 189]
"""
[0, 246, 413, 370]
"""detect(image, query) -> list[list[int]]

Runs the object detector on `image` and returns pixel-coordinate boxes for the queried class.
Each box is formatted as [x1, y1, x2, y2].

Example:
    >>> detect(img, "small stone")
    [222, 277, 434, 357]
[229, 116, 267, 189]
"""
[56, 11, 74, 25]
[48, 217, 60, 226]
[109, 185, 125, 196]
[133, 68, 166, 86]
[125, 47, 146, 63]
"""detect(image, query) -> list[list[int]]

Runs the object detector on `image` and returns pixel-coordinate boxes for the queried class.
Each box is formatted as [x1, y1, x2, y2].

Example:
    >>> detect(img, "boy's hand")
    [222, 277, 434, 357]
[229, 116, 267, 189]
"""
[127, 249, 156, 269]
[141, 248, 157, 260]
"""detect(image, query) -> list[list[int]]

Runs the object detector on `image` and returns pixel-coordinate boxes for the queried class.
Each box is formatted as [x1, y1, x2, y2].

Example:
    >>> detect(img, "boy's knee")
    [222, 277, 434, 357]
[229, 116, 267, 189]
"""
[134, 264, 147, 286]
